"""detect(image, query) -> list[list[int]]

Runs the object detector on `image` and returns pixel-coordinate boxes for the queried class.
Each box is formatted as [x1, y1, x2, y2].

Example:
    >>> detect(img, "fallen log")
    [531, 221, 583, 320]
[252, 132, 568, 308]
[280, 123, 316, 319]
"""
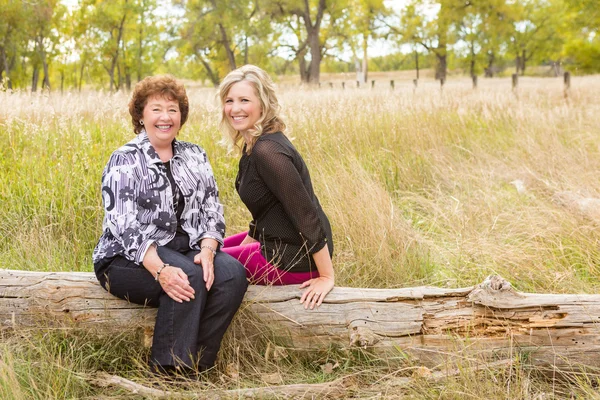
[88, 372, 350, 399]
[2, 270, 600, 368]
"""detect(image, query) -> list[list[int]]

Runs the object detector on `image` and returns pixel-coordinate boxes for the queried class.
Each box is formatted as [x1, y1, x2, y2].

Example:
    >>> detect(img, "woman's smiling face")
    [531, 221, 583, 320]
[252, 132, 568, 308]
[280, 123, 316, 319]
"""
[223, 80, 262, 137]
[142, 95, 181, 147]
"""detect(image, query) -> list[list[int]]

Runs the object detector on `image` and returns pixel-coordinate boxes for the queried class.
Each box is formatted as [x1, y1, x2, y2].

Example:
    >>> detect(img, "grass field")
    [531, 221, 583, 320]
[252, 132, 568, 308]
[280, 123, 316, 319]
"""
[1, 74, 600, 398]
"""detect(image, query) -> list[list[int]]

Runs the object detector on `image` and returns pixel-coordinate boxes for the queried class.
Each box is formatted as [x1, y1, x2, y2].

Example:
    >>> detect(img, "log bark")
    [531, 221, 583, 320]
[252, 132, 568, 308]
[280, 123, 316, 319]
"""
[2, 270, 600, 368]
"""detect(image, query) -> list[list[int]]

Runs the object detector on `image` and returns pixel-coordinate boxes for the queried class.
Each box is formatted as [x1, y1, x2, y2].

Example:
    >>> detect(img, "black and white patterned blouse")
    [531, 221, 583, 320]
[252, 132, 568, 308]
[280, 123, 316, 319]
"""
[92, 131, 225, 265]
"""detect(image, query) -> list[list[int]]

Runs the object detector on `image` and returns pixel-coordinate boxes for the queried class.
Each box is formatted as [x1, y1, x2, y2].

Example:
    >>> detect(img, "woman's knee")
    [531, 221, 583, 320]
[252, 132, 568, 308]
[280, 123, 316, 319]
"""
[213, 252, 248, 289]
[156, 247, 204, 288]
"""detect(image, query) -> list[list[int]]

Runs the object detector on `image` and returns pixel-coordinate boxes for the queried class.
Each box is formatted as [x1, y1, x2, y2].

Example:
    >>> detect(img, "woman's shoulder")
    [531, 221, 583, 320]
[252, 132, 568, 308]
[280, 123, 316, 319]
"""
[175, 139, 205, 154]
[254, 132, 292, 152]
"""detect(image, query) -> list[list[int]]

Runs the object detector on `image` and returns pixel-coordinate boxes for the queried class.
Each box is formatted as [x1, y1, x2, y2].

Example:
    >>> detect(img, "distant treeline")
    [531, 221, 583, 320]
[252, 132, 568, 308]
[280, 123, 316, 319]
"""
[1, 0, 597, 92]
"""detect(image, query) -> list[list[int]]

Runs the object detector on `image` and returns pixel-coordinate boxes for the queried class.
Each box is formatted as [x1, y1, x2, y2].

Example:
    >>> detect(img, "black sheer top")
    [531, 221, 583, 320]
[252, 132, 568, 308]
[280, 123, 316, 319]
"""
[236, 132, 333, 273]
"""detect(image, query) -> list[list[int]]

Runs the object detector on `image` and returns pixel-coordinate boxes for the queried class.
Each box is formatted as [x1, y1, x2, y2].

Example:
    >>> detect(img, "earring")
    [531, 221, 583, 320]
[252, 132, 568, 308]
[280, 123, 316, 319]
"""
[139, 120, 144, 126]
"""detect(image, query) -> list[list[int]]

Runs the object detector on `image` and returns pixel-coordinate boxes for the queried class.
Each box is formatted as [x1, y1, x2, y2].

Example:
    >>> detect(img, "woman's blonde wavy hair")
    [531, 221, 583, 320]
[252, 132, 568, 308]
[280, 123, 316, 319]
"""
[218, 65, 286, 154]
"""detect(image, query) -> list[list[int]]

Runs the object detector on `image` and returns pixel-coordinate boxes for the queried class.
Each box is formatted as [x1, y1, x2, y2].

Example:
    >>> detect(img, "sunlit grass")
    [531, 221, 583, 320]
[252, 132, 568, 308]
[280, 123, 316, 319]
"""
[2, 75, 600, 397]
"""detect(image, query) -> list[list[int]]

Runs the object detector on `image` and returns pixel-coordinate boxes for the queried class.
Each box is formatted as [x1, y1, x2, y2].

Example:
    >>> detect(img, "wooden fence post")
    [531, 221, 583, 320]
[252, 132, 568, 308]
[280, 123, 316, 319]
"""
[342, 82, 345, 89]
[371, 80, 375, 89]
[512, 74, 518, 90]
[356, 80, 360, 88]
[472, 75, 478, 89]
[390, 80, 394, 90]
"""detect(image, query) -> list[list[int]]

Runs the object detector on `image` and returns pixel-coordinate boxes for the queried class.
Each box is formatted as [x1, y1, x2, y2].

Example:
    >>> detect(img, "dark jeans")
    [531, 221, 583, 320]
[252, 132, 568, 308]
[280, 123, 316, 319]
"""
[96, 247, 248, 369]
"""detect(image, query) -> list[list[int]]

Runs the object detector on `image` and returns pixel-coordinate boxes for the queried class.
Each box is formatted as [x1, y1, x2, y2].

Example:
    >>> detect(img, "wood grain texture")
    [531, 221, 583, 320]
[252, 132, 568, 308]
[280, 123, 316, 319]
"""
[2, 271, 599, 368]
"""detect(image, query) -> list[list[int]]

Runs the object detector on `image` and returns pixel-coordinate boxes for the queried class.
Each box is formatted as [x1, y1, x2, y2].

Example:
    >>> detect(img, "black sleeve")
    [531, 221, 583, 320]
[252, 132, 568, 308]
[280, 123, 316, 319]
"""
[253, 140, 327, 253]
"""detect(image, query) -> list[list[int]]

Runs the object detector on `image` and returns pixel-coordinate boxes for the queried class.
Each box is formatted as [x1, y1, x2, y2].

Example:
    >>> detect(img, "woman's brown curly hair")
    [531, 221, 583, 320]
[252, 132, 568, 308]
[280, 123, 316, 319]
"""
[129, 75, 189, 134]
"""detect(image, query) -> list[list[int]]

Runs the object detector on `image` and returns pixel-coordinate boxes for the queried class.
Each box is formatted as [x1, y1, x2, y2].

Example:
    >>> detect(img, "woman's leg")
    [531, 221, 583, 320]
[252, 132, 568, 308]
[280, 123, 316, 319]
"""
[221, 241, 319, 285]
[184, 250, 247, 368]
[99, 248, 210, 369]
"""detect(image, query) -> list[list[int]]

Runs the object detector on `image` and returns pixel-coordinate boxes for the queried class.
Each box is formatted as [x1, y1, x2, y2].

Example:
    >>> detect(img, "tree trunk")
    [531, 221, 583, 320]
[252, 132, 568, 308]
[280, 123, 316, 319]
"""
[361, 33, 368, 84]
[78, 62, 85, 92]
[195, 49, 219, 87]
[0, 47, 9, 89]
[302, 0, 326, 85]
[298, 48, 309, 83]
[31, 66, 39, 93]
[414, 48, 419, 80]
[41, 55, 50, 91]
[434, 51, 447, 81]
[306, 26, 321, 85]
[218, 23, 237, 71]
[521, 49, 527, 75]
[244, 35, 249, 65]
[485, 51, 495, 77]
[2, 271, 600, 369]
[109, 12, 128, 92]
[469, 40, 476, 78]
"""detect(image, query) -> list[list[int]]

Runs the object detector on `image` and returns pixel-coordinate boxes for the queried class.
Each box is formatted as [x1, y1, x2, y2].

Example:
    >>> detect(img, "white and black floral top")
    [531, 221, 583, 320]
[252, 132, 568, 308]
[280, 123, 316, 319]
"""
[92, 131, 225, 265]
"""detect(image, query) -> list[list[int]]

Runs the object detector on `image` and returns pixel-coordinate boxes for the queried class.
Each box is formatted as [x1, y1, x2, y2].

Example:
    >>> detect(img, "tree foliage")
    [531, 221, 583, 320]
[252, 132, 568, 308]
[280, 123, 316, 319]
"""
[0, 0, 598, 91]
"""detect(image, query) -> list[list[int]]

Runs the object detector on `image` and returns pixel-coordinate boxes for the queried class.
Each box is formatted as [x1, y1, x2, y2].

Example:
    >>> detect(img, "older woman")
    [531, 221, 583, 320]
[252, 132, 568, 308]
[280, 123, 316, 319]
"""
[218, 65, 334, 310]
[92, 75, 247, 376]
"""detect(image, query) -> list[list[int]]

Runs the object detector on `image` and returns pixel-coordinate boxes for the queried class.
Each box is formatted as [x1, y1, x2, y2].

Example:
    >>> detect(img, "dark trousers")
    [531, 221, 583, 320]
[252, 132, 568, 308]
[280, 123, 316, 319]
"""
[97, 247, 248, 369]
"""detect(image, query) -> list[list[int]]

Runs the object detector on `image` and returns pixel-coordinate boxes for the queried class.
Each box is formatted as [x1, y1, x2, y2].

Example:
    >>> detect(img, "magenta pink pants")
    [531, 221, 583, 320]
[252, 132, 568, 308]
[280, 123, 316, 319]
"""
[221, 231, 318, 285]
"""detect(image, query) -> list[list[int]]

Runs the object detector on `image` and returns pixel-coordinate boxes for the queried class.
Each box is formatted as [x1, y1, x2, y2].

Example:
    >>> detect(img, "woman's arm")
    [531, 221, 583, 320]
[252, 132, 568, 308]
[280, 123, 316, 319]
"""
[299, 244, 335, 309]
[101, 152, 155, 264]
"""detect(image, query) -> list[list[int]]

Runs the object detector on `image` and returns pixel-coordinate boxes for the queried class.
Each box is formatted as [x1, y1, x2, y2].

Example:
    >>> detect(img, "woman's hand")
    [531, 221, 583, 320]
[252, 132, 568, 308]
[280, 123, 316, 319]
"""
[299, 276, 334, 310]
[193, 251, 214, 290]
[158, 266, 196, 303]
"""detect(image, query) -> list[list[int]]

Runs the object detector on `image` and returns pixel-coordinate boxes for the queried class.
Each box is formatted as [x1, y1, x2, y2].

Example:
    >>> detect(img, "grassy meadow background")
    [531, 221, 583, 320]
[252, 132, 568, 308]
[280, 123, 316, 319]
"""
[2, 74, 600, 398]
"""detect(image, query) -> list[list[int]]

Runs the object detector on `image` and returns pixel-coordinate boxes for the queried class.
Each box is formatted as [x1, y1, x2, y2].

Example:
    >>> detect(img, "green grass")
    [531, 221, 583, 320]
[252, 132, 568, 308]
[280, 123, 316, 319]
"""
[2, 75, 600, 397]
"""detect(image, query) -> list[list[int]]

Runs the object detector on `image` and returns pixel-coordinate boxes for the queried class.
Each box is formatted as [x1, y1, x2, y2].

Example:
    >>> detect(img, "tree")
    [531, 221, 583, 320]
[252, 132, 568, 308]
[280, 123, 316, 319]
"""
[344, 0, 388, 83]
[26, 0, 66, 92]
[268, 0, 333, 84]
[508, 0, 566, 76]
[78, 0, 134, 91]
[178, 0, 265, 86]
[0, 0, 27, 89]
[563, 0, 600, 73]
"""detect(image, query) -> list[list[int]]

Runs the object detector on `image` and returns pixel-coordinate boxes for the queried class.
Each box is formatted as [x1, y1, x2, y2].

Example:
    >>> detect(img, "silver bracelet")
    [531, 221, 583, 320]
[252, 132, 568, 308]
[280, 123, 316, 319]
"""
[200, 244, 217, 257]
[155, 263, 169, 281]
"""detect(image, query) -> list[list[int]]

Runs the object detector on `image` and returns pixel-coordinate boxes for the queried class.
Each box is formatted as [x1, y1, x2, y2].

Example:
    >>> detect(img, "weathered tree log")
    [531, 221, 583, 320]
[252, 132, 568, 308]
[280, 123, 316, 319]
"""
[2, 270, 600, 368]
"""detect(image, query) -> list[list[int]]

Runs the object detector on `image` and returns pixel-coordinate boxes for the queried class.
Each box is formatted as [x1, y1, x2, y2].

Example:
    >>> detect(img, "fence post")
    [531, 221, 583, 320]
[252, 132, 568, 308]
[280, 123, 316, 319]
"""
[413, 79, 418, 88]
[390, 80, 394, 90]
[371, 80, 375, 89]
[472, 75, 478, 89]
[329, 82, 333, 88]
[342, 82, 345, 89]
[356, 80, 360, 88]
[512, 74, 518, 90]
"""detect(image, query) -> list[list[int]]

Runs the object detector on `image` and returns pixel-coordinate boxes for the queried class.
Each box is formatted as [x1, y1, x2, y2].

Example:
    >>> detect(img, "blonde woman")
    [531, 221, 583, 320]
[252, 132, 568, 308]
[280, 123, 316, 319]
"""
[218, 65, 334, 309]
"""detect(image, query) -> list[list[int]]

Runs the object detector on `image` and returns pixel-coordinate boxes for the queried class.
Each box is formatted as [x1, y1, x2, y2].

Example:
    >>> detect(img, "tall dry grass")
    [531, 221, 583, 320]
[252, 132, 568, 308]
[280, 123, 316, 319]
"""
[1, 75, 600, 397]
